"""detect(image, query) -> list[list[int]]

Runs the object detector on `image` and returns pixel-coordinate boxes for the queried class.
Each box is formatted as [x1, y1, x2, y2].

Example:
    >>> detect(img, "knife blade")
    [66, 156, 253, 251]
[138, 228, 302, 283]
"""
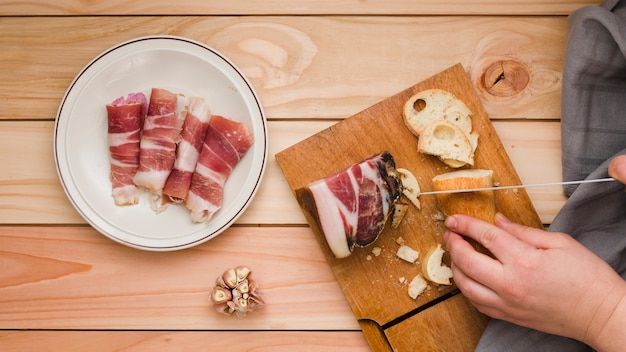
[419, 177, 617, 195]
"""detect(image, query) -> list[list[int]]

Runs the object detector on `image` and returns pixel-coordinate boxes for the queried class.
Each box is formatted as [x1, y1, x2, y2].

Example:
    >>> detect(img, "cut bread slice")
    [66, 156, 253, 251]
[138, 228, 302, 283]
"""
[397, 168, 421, 209]
[403, 89, 473, 137]
[422, 243, 453, 285]
[403, 89, 478, 167]
[442, 131, 478, 168]
[431, 169, 496, 224]
[418, 120, 475, 167]
[390, 202, 409, 229]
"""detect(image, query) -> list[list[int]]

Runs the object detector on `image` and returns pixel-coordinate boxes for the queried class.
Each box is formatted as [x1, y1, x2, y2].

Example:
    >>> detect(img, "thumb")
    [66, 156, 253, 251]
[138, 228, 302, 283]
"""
[609, 155, 626, 184]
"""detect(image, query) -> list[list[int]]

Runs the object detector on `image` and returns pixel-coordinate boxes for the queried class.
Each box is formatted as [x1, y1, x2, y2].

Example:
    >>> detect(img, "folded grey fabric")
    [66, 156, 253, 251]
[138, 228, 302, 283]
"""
[476, 1, 626, 351]
[561, 0, 626, 197]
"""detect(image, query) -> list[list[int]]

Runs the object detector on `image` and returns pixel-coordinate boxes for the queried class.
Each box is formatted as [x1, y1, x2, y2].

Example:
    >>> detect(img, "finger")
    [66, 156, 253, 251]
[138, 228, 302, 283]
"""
[445, 229, 504, 292]
[609, 154, 626, 184]
[469, 302, 508, 322]
[494, 213, 569, 250]
[494, 213, 550, 249]
[449, 259, 500, 308]
[445, 214, 532, 265]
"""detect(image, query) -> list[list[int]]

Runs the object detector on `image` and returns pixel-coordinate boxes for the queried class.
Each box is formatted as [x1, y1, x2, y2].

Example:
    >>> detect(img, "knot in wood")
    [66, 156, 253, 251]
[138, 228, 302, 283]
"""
[481, 60, 529, 97]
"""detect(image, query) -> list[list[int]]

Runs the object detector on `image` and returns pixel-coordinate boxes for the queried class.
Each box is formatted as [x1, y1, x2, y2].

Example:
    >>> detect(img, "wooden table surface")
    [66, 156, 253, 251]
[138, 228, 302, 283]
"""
[0, 1, 602, 351]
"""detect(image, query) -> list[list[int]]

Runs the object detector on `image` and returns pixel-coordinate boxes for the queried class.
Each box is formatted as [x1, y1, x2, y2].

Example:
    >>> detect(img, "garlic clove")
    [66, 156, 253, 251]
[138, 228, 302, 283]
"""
[215, 275, 227, 289]
[236, 297, 248, 309]
[235, 266, 251, 282]
[249, 297, 263, 311]
[210, 285, 232, 304]
[236, 279, 250, 294]
[214, 303, 234, 315]
[222, 268, 238, 288]
[249, 282, 266, 305]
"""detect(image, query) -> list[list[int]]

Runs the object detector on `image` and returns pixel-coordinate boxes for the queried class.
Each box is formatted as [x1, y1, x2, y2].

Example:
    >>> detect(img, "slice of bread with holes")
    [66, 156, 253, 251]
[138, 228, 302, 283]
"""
[418, 120, 474, 167]
[403, 89, 478, 167]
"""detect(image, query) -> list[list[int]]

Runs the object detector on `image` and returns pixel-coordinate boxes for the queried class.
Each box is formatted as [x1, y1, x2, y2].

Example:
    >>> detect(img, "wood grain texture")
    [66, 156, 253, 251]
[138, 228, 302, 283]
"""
[0, 226, 361, 330]
[0, 0, 601, 16]
[384, 294, 490, 352]
[0, 16, 567, 122]
[0, 119, 565, 225]
[275, 64, 542, 352]
[0, 2, 581, 349]
[0, 331, 370, 351]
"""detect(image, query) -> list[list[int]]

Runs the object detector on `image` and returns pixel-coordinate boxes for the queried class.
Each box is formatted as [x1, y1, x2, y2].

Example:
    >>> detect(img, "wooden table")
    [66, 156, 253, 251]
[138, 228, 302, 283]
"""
[0, 1, 601, 350]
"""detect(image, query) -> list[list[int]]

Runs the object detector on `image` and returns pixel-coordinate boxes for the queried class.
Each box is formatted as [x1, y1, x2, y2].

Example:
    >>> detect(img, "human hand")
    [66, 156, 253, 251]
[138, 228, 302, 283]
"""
[443, 213, 626, 350]
[609, 154, 626, 184]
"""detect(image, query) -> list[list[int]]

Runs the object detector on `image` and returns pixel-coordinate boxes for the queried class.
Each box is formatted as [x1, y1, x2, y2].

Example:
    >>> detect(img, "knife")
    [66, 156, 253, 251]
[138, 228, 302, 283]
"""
[419, 177, 617, 195]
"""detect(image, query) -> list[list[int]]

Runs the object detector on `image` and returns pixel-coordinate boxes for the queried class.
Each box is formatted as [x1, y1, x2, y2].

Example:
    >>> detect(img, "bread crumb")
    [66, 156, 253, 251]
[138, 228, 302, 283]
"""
[371, 247, 382, 257]
[366, 255, 372, 261]
[408, 275, 428, 299]
[396, 237, 405, 245]
[432, 211, 445, 222]
[396, 245, 419, 263]
[399, 276, 406, 284]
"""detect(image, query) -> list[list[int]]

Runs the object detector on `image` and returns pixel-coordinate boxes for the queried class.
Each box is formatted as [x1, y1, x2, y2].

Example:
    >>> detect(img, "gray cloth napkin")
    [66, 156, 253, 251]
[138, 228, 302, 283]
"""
[475, 1, 626, 351]
[561, 0, 626, 197]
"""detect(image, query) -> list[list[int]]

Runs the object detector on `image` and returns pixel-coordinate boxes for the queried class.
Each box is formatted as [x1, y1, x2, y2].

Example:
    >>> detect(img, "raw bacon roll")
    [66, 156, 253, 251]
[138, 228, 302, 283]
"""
[186, 115, 254, 223]
[133, 88, 185, 211]
[163, 97, 212, 203]
[106, 92, 148, 206]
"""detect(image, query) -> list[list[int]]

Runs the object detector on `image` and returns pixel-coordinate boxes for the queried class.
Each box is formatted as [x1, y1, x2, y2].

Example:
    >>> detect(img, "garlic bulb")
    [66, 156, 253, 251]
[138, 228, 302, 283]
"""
[209, 266, 265, 318]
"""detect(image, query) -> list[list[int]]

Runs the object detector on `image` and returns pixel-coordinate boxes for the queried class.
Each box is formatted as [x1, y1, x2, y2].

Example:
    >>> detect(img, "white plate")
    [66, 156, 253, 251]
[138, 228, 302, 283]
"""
[54, 35, 268, 251]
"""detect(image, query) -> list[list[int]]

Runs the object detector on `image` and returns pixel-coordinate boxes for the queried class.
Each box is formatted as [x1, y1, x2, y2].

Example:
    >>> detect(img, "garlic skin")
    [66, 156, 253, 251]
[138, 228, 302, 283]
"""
[210, 265, 265, 318]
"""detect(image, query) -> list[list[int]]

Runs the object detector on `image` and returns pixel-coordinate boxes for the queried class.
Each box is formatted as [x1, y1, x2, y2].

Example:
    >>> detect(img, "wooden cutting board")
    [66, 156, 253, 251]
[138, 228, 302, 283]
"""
[276, 64, 543, 351]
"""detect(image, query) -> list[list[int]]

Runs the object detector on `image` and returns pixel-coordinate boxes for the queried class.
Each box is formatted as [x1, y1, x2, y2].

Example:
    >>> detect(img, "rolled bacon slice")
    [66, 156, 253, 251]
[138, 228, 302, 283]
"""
[106, 92, 147, 206]
[133, 88, 185, 211]
[296, 151, 402, 258]
[163, 97, 212, 203]
[186, 115, 254, 223]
